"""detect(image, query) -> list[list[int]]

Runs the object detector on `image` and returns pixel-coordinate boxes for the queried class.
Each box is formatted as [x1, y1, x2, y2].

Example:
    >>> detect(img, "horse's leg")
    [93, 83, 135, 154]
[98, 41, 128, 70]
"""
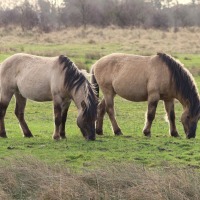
[14, 93, 33, 137]
[104, 94, 122, 136]
[96, 98, 106, 135]
[0, 103, 8, 137]
[53, 103, 62, 140]
[164, 100, 179, 137]
[0, 91, 14, 137]
[143, 97, 159, 137]
[59, 102, 71, 139]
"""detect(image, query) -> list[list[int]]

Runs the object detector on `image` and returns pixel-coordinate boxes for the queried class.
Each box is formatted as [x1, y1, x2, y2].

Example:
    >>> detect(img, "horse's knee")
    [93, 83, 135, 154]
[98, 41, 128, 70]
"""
[15, 110, 24, 120]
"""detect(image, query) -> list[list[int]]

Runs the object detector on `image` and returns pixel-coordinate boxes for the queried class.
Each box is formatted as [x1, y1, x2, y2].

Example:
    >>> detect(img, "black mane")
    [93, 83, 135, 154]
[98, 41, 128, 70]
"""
[59, 55, 97, 120]
[59, 55, 86, 92]
[157, 52, 200, 117]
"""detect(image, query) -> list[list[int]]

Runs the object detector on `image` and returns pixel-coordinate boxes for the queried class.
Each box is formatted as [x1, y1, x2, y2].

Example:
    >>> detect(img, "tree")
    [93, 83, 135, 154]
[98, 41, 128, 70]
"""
[19, 0, 38, 31]
[38, 0, 58, 32]
[63, 0, 91, 29]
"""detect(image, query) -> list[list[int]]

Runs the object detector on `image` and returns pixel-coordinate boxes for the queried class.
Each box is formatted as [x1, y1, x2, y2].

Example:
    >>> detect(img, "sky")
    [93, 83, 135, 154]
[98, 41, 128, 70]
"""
[0, 0, 195, 8]
[179, 0, 193, 3]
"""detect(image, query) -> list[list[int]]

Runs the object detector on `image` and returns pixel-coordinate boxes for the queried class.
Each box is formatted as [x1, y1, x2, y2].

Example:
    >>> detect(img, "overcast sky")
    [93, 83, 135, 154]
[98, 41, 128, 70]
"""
[0, 0, 195, 8]
[179, 0, 193, 3]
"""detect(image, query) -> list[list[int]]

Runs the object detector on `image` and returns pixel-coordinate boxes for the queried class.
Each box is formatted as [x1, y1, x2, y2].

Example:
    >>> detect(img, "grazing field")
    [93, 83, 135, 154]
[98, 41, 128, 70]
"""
[0, 27, 200, 199]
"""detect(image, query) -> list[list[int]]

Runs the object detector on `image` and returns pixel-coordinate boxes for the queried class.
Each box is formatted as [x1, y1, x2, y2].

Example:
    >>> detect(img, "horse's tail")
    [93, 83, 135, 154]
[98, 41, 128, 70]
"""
[90, 67, 99, 98]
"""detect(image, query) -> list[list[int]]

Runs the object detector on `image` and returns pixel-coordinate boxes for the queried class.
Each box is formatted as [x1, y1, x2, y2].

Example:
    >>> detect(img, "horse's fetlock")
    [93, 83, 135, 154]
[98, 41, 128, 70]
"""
[96, 129, 103, 135]
[60, 132, 66, 139]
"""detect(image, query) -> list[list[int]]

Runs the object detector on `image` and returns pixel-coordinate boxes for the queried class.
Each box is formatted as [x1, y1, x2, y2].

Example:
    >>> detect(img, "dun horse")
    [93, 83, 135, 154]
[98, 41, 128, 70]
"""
[0, 53, 97, 140]
[91, 53, 200, 138]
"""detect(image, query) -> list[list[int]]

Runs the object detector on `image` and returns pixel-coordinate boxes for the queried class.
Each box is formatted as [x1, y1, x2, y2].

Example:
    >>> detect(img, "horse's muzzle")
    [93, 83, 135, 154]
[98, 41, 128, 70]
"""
[187, 123, 197, 139]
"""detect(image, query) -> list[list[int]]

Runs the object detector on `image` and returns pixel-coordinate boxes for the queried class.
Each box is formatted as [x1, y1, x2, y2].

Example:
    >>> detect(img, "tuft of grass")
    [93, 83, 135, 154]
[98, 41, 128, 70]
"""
[1, 156, 200, 200]
[85, 52, 104, 60]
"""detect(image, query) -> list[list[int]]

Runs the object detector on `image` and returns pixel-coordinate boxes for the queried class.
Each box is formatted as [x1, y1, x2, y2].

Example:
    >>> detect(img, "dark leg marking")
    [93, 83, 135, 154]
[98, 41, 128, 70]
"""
[53, 105, 62, 140]
[164, 100, 179, 137]
[0, 103, 8, 138]
[143, 101, 158, 137]
[15, 94, 33, 137]
[96, 99, 106, 135]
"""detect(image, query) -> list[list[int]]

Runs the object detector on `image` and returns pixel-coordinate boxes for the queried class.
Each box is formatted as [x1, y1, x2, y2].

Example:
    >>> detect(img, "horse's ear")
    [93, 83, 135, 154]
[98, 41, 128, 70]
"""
[81, 101, 87, 110]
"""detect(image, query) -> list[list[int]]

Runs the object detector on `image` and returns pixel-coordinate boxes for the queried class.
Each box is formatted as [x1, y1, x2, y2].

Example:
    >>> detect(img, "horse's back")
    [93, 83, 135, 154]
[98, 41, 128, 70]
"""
[92, 53, 172, 101]
[0, 53, 61, 101]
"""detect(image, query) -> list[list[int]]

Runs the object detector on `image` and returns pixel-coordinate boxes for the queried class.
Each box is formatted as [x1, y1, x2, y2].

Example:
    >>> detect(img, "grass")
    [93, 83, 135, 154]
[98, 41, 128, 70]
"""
[1, 77, 200, 171]
[1, 156, 200, 200]
[0, 26, 200, 198]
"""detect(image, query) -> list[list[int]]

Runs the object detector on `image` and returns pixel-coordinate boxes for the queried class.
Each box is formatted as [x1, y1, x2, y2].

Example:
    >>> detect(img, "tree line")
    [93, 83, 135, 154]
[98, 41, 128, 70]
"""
[0, 0, 200, 32]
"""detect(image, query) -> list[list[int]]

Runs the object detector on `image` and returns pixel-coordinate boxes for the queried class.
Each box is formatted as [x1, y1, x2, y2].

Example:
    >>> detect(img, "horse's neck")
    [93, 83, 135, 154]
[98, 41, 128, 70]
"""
[176, 94, 188, 109]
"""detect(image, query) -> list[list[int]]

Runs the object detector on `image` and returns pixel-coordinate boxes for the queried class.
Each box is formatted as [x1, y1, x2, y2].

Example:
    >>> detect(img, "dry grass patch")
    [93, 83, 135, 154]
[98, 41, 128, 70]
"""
[1, 26, 200, 54]
[0, 157, 200, 200]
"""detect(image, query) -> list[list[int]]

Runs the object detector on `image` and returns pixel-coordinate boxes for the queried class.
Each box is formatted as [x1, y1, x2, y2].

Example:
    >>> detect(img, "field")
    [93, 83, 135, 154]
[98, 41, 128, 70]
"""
[0, 27, 200, 199]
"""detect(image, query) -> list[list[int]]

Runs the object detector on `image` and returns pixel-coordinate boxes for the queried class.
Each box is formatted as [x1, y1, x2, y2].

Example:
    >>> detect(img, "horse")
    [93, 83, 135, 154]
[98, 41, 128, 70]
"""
[0, 53, 97, 140]
[91, 52, 200, 139]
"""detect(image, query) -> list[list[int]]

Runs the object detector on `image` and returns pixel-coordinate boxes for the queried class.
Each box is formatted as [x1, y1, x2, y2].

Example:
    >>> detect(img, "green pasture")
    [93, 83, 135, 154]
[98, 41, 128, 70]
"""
[0, 42, 200, 171]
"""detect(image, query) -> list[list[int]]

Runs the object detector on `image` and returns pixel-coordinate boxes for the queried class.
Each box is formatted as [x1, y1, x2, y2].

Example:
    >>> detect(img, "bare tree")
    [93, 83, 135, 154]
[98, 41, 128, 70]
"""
[0, 0, 200, 31]
[19, 0, 38, 31]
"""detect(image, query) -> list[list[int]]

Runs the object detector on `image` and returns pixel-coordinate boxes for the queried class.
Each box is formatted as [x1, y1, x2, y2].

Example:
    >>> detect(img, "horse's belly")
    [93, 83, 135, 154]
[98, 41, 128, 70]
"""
[18, 83, 52, 102]
[113, 81, 148, 102]
[114, 87, 148, 102]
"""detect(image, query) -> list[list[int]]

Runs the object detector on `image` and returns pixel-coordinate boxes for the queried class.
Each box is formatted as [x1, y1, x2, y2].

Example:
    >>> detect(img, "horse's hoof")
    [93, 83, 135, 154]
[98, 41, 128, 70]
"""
[53, 135, 60, 140]
[114, 129, 123, 136]
[24, 134, 33, 138]
[60, 135, 67, 139]
[87, 136, 96, 141]
[0, 134, 7, 138]
[171, 131, 179, 137]
[0, 131, 7, 138]
[143, 130, 151, 137]
[96, 129, 103, 135]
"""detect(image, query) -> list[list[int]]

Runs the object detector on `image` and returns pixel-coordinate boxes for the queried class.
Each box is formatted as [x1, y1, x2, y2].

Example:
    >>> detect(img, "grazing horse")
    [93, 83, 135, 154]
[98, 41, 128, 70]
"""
[0, 53, 97, 140]
[91, 53, 200, 139]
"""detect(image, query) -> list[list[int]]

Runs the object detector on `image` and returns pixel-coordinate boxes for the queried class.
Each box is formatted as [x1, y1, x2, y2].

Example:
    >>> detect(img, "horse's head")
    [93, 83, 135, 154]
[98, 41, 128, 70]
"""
[77, 100, 96, 141]
[181, 108, 200, 139]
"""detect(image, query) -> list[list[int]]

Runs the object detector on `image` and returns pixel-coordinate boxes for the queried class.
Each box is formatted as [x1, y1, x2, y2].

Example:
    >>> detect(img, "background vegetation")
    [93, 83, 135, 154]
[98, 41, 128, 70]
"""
[1, 0, 200, 32]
